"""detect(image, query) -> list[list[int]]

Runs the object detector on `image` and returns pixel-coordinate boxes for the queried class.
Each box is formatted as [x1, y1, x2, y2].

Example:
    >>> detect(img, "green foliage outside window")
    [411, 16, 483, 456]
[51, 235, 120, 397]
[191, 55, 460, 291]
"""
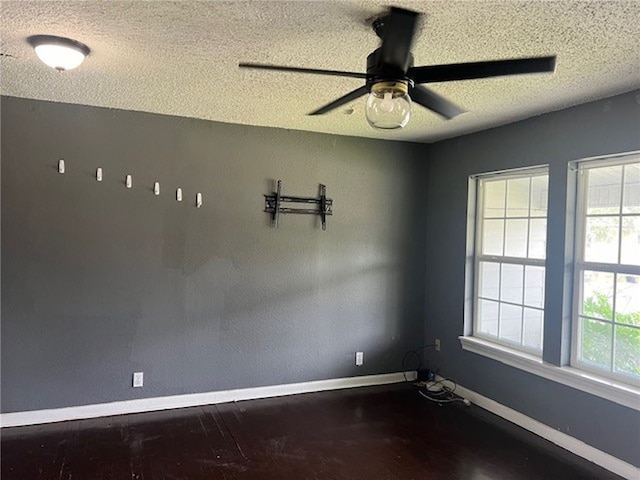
[582, 293, 640, 376]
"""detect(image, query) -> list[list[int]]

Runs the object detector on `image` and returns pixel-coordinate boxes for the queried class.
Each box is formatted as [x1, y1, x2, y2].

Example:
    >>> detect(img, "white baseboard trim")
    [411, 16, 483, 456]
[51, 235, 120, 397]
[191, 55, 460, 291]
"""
[0, 371, 416, 429]
[445, 377, 639, 480]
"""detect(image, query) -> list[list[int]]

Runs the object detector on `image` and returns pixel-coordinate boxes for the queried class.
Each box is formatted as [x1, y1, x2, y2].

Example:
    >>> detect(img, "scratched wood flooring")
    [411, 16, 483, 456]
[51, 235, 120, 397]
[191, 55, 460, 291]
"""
[1, 383, 621, 480]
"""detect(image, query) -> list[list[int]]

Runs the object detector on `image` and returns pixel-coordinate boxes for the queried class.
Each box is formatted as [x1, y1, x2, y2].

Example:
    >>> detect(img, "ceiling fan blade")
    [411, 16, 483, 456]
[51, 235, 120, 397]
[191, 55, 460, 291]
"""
[239, 63, 367, 79]
[309, 85, 368, 115]
[379, 7, 420, 75]
[409, 56, 556, 84]
[411, 86, 465, 119]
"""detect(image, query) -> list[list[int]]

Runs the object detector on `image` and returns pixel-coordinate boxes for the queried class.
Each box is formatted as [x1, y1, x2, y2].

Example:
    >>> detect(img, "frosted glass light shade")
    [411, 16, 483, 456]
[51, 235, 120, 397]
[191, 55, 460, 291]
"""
[29, 35, 90, 71]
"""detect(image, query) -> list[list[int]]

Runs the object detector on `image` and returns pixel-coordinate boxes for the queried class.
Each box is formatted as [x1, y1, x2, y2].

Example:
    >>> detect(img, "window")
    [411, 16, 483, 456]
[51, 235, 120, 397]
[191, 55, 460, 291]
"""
[473, 168, 549, 354]
[572, 157, 640, 385]
[463, 154, 640, 408]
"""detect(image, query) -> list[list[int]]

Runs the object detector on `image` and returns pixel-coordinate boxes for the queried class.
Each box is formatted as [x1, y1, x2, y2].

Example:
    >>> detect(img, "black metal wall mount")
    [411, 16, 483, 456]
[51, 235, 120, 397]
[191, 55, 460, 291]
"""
[264, 180, 333, 230]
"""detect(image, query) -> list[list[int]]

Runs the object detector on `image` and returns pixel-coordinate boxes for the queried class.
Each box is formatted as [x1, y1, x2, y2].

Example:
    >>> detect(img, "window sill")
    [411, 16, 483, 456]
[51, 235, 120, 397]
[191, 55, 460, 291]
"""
[459, 336, 640, 411]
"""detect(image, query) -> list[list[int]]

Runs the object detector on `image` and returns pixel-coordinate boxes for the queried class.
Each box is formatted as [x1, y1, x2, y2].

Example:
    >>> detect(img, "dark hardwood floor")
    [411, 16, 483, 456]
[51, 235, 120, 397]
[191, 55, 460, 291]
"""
[1, 383, 620, 479]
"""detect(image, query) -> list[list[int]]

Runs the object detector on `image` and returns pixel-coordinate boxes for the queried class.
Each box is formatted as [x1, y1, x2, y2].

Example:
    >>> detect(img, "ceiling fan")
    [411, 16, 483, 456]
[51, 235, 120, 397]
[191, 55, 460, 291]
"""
[239, 7, 556, 130]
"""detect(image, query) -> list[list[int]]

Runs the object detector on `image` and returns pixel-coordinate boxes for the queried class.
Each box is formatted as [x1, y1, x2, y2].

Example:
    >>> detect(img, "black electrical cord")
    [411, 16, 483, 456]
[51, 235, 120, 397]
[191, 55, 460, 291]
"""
[425, 377, 457, 395]
[418, 390, 469, 405]
[401, 350, 421, 382]
[401, 344, 437, 382]
[401, 346, 470, 406]
[419, 376, 469, 406]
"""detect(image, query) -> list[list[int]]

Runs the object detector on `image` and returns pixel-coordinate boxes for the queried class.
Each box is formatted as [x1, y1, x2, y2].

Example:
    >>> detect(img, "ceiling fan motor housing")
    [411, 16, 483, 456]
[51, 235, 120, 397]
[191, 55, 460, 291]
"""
[366, 48, 414, 92]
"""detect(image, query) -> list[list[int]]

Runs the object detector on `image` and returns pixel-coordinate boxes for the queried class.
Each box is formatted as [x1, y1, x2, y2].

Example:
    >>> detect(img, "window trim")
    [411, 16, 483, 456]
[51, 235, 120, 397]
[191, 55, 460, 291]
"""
[471, 166, 549, 355]
[463, 152, 640, 409]
[570, 154, 640, 387]
[459, 335, 640, 411]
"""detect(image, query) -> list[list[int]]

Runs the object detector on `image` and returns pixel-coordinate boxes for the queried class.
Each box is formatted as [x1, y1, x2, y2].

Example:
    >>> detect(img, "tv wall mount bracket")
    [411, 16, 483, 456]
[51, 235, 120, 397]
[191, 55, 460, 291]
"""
[264, 180, 333, 230]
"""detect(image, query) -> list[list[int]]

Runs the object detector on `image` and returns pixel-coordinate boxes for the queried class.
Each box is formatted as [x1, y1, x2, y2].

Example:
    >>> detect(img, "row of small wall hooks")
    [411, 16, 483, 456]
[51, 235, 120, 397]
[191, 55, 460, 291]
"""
[58, 159, 204, 207]
[57, 160, 333, 228]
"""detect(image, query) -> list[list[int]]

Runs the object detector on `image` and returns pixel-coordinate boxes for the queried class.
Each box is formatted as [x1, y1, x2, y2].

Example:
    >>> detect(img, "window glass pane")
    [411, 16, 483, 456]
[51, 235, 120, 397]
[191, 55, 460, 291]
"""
[587, 165, 622, 215]
[622, 163, 640, 214]
[528, 218, 547, 259]
[499, 303, 522, 344]
[524, 266, 545, 308]
[530, 175, 548, 217]
[479, 262, 500, 299]
[506, 178, 530, 217]
[615, 274, 640, 326]
[504, 219, 528, 257]
[574, 159, 640, 382]
[500, 264, 523, 304]
[482, 219, 504, 255]
[478, 300, 499, 337]
[620, 216, 640, 266]
[484, 180, 505, 218]
[584, 216, 619, 263]
[614, 325, 640, 376]
[581, 270, 614, 320]
[473, 170, 547, 355]
[579, 317, 612, 370]
[523, 308, 543, 351]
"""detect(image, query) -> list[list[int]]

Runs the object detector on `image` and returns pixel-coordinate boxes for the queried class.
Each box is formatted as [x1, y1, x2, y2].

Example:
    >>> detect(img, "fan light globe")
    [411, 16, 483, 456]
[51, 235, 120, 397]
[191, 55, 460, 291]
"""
[365, 81, 411, 130]
[28, 35, 90, 71]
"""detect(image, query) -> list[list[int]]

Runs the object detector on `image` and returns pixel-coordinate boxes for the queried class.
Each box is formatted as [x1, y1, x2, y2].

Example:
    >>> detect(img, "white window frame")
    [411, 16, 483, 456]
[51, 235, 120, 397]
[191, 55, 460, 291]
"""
[472, 166, 549, 355]
[571, 154, 640, 387]
[461, 153, 640, 411]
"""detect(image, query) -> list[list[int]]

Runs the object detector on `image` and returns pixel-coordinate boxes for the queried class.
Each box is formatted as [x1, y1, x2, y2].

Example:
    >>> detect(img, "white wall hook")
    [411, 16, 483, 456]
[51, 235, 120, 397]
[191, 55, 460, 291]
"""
[126, 175, 132, 188]
[154, 182, 160, 195]
[176, 188, 183, 202]
[96, 168, 103, 182]
[196, 192, 203, 208]
[58, 159, 65, 174]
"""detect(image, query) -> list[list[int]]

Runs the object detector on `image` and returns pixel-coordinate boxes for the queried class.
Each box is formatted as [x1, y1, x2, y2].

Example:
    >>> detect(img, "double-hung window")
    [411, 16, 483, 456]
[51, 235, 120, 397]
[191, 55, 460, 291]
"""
[465, 154, 640, 405]
[572, 156, 640, 385]
[473, 168, 549, 354]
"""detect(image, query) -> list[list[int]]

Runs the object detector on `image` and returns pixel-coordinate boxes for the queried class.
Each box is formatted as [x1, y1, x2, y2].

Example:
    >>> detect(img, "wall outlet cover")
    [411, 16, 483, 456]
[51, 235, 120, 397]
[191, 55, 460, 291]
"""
[133, 372, 144, 388]
[355, 351, 364, 366]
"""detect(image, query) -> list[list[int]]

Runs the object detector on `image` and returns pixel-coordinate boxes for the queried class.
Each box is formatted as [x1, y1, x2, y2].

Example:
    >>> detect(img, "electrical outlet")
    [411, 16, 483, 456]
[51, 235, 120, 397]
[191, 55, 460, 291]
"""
[355, 351, 364, 366]
[133, 372, 144, 388]
[435, 339, 441, 351]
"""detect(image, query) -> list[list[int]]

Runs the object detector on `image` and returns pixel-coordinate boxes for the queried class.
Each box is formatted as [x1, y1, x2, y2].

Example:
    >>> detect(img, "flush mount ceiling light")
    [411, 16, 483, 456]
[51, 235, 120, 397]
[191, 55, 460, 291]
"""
[28, 35, 90, 71]
[240, 6, 556, 130]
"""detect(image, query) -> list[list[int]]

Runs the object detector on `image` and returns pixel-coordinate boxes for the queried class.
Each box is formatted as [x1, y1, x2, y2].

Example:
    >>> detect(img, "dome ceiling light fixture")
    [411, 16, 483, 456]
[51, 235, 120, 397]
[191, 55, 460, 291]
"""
[28, 35, 90, 71]
[239, 6, 556, 131]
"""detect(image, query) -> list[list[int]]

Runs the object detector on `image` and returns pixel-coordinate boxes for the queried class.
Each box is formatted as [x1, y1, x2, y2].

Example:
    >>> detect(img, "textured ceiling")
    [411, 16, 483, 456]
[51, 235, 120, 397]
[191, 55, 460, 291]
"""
[1, 1, 639, 143]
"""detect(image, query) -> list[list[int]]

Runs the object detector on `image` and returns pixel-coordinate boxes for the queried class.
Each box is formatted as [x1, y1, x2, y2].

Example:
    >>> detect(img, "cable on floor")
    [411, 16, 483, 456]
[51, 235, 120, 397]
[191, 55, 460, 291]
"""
[401, 346, 470, 406]
[417, 377, 470, 406]
[401, 344, 437, 382]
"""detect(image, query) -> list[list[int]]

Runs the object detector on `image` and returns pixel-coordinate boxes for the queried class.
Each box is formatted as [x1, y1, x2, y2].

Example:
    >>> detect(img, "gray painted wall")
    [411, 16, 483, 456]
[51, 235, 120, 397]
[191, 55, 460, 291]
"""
[3, 90, 639, 467]
[1, 96, 427, 412]
[424, 89, 640, 466]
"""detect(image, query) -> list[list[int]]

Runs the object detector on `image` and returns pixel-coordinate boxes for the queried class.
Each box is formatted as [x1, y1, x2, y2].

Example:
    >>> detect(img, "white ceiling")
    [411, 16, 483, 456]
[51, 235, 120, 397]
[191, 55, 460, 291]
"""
[1, 1, 639, 143]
